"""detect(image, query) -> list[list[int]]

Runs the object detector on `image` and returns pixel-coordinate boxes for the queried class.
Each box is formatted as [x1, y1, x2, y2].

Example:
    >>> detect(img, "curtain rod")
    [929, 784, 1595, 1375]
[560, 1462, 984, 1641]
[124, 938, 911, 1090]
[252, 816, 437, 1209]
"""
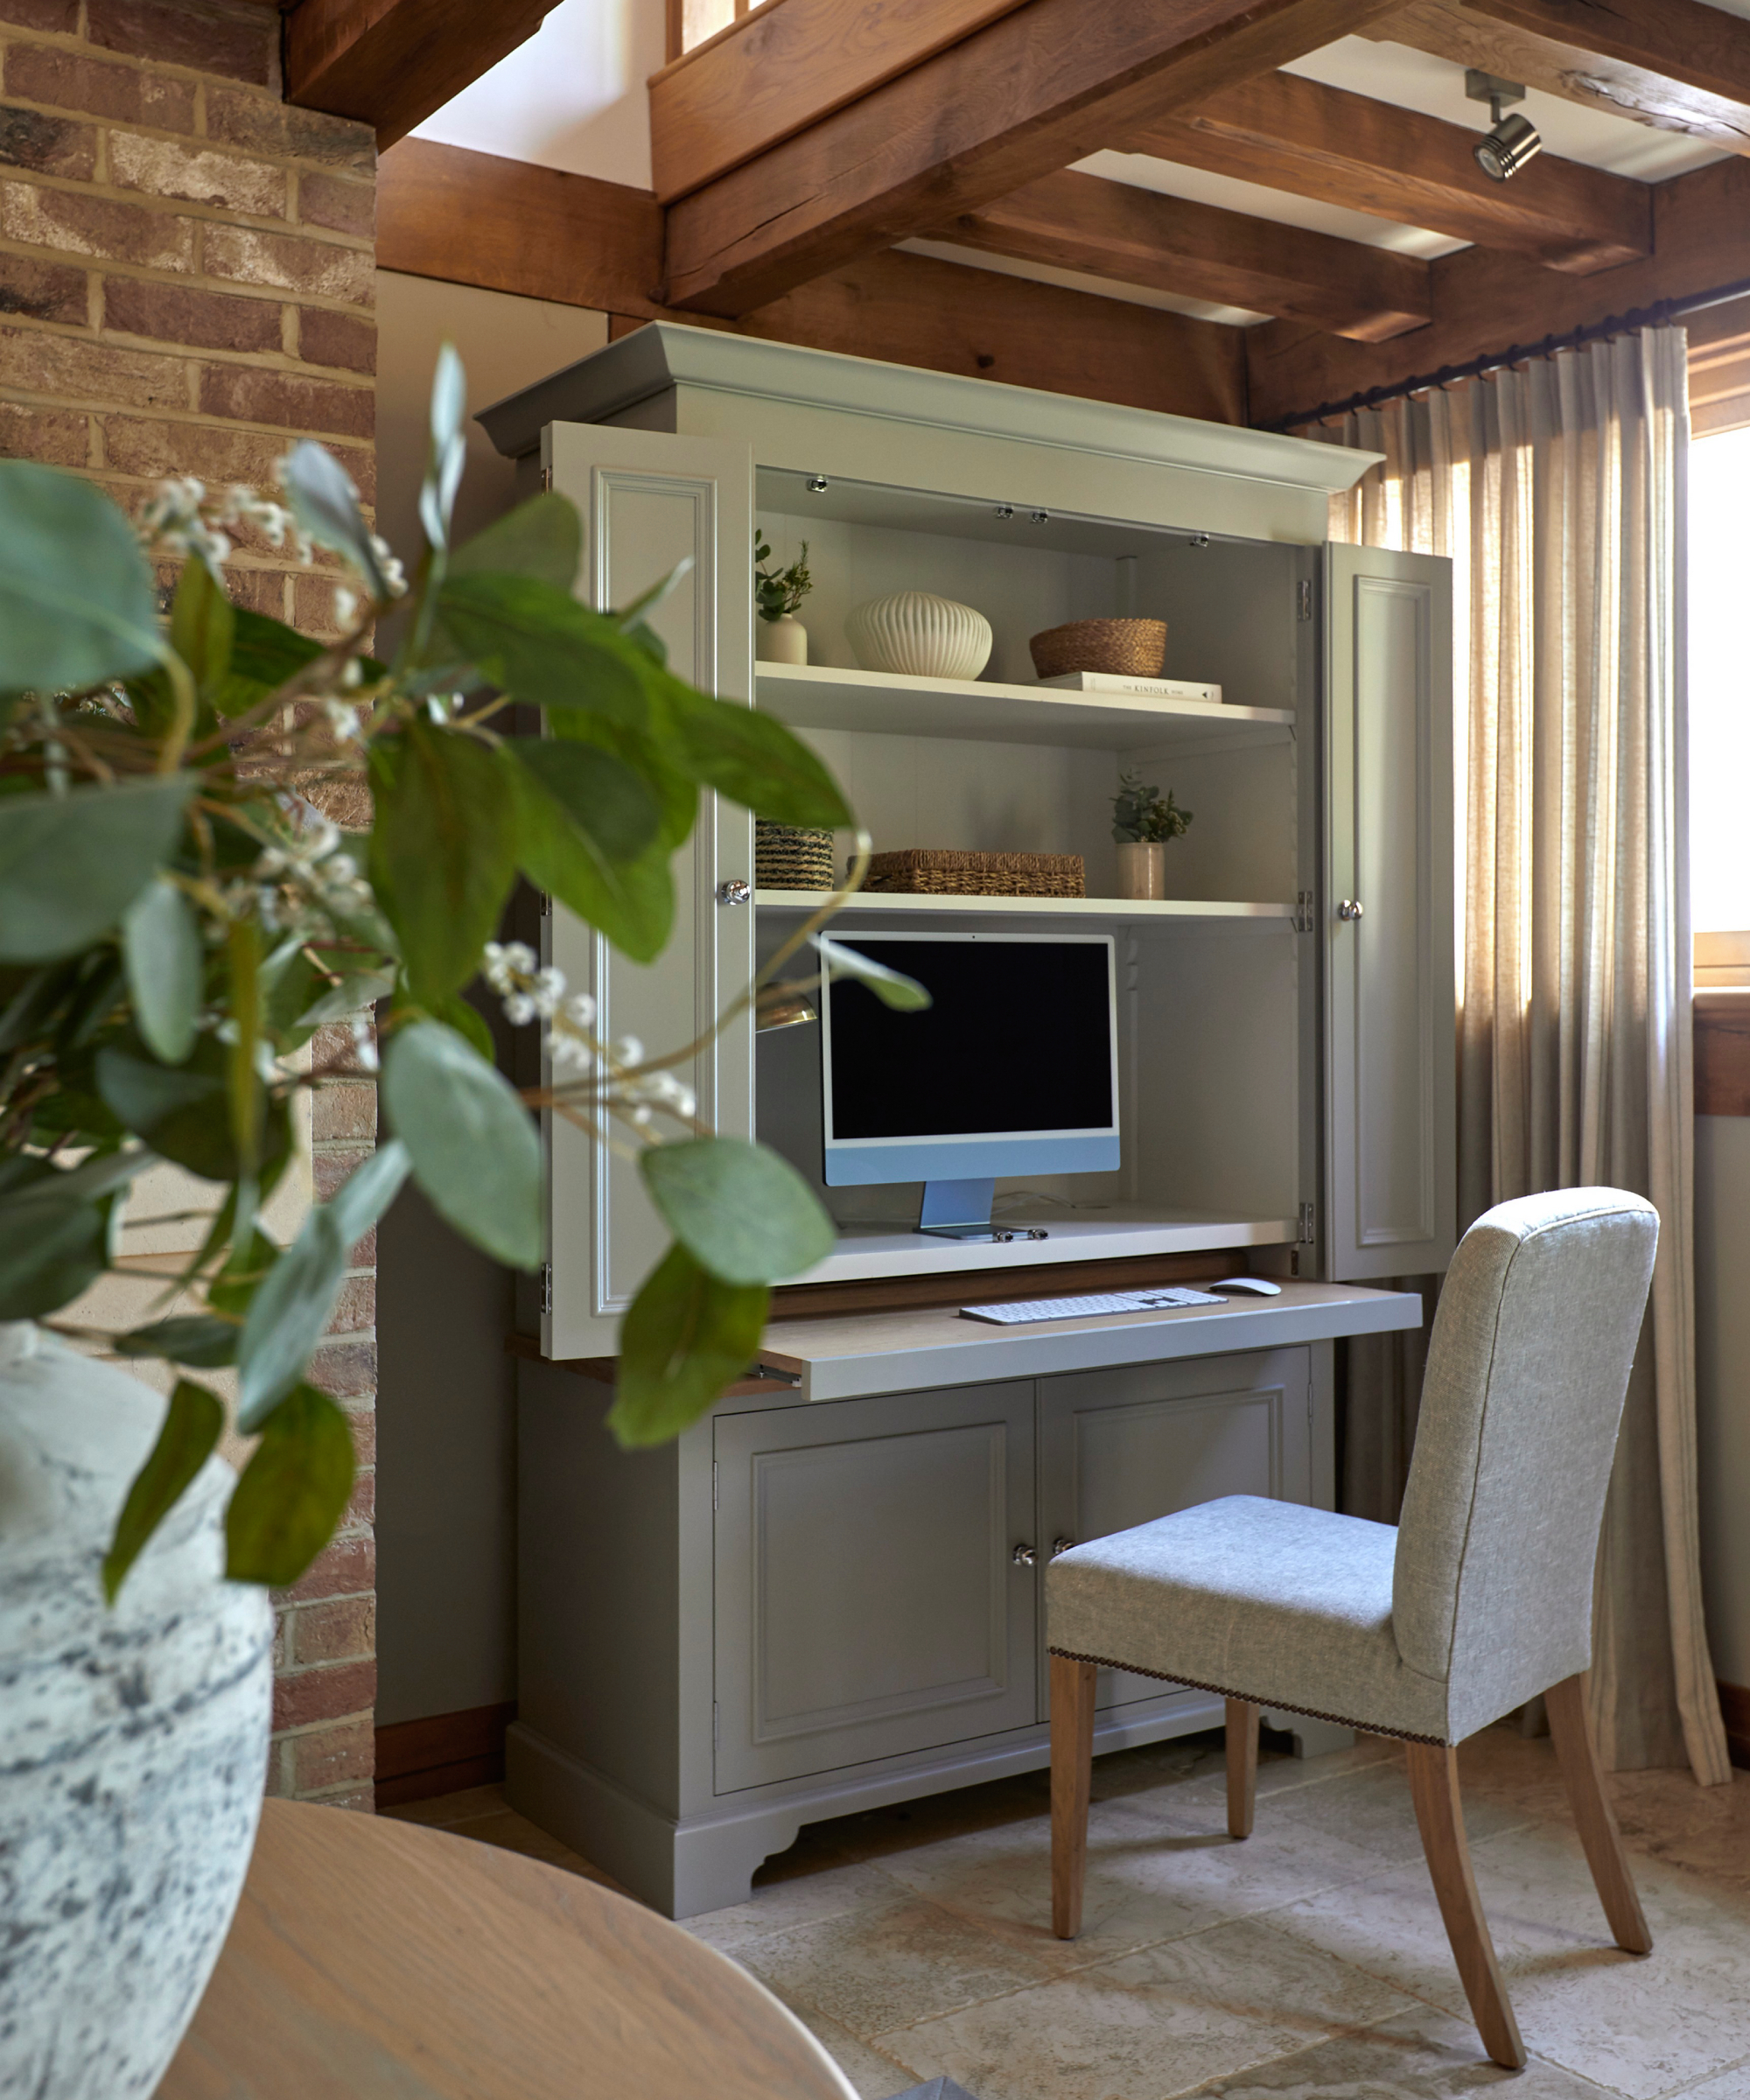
[1264, 275, 1750, 434]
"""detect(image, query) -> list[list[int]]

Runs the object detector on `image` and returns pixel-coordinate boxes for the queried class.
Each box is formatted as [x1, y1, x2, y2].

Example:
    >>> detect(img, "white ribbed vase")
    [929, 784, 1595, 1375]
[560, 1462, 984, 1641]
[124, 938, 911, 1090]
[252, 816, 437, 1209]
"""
[844, 592, 993, 681]
[0, 1323, 273, 2096]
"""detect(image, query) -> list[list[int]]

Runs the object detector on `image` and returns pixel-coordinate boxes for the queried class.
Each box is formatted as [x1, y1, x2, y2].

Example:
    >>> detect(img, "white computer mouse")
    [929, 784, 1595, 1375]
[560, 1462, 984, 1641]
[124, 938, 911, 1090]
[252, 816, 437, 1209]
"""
[1209, 1277, 1282, 1295]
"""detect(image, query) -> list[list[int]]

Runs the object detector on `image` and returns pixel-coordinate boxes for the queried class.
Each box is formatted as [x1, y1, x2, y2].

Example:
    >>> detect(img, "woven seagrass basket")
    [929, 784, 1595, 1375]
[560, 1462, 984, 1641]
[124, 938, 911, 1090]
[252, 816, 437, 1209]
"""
[1028, 617, 1167, 680]
[755, 822, 836, 890]
[864, 848, 1085, 899]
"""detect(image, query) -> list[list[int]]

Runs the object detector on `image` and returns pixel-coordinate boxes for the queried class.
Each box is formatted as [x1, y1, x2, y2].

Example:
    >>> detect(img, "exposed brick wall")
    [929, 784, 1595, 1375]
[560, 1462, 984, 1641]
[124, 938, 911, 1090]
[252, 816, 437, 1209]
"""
[0, 0, 381, 1807]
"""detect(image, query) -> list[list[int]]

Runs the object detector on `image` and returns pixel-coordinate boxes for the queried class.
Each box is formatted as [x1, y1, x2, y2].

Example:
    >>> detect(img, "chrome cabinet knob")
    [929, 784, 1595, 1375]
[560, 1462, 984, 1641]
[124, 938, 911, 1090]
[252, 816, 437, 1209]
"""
[717, 878, 752, 906]
[1337, 898, 1365, 921]
[1051, 1536, 1077, 1558]
[1012, 1544, 1037, 1567]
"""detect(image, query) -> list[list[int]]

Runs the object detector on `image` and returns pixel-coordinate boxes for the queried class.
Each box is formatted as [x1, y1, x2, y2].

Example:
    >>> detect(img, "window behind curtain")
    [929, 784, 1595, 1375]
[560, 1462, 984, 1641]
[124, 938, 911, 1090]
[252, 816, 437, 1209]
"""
[1690, 426, 1750, 979]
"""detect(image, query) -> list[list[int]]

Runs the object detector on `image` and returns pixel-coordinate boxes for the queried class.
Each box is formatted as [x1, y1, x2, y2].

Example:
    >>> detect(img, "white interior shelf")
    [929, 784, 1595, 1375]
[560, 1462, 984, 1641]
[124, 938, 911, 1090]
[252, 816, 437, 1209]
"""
[756, 889, 1297, 924]
[755, 660, 1295, 752]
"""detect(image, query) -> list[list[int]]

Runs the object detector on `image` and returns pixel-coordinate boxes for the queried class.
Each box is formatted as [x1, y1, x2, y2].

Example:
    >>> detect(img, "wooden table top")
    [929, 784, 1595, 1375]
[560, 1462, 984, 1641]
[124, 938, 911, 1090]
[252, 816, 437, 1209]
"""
[157, 1799, 857, 2100]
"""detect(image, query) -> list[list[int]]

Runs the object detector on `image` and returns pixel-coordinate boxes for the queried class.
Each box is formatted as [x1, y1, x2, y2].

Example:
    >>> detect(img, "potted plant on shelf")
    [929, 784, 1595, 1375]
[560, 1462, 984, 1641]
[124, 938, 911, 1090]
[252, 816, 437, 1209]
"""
[1111, 765, 1193, 900]
[0, 350, 908, 2099]
[754, 531, 812, 665]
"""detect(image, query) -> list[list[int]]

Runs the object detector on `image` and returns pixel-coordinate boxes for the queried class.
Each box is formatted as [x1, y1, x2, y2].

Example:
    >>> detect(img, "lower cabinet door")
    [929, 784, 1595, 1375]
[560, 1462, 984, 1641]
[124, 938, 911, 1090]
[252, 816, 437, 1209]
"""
[1038, 1349, 1312, 1715]
[714, 1382, 1037, 1793]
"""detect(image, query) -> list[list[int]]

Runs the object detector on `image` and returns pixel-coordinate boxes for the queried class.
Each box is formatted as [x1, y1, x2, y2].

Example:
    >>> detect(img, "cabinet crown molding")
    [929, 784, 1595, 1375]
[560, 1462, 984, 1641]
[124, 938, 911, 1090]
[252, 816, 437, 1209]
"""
[475, 322, 1382, 496]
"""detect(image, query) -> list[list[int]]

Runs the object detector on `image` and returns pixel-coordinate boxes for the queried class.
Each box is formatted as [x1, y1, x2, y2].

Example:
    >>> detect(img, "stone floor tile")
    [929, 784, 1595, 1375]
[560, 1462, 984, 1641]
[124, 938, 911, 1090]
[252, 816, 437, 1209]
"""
[872, 1914, 1418, 2100]
[1270, 1817, 1750, 2099]
[683, 1862, 906, 1955]
[1185, 2002, 1614, 2095]
[790, 2007, 921, 2100]
[732, 1889, 1057, 2039]
[873, 1789, 1423, 1973]
[1662, 2054, 1750, 2097]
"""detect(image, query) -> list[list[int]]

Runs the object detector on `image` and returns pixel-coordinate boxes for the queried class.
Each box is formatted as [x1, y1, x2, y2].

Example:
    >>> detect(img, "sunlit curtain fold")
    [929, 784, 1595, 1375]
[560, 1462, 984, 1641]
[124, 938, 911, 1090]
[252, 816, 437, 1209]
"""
[1315, 330, 1729, 1784]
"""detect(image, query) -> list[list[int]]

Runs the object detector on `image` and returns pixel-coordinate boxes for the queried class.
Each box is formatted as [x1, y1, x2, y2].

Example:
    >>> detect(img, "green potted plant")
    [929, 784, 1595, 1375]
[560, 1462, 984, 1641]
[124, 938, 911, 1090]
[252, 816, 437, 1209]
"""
[1110, 764, 1193, 900]
[753, 530, 812, 665]
[0, 350, 909, 2097]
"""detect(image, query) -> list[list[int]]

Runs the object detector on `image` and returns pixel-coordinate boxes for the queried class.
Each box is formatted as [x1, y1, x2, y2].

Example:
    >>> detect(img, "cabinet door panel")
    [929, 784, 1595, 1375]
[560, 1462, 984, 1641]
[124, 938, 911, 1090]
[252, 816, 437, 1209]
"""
[543, 425, 755, 1359]
[1040, 1350, 1310, 1713]
[715, 1383, 1036, 1792]
[1324, 545, 1455, 1279]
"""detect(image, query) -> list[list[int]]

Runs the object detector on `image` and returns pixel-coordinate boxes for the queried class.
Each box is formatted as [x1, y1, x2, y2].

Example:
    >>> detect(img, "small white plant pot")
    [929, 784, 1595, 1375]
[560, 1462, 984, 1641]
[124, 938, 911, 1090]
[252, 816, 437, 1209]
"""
[756, 615, 808, 665]
[1116, 841, 1167, 900]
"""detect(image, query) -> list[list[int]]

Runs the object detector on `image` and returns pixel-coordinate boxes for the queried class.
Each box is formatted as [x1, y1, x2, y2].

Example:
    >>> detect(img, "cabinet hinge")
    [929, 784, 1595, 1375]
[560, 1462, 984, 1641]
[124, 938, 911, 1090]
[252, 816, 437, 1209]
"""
[1297, 578, 1313, 621]
[540, 465, 553, 493]
[1298, 1201, 1316, 1244]
[1294, 890, 1314, 933]
[539, 890, 551, 917]
[540, 1264, 553, 1315]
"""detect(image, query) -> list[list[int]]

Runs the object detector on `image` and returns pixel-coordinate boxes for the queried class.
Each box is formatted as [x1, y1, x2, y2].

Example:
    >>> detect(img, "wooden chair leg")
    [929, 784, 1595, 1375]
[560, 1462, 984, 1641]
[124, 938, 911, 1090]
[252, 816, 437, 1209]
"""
[1404, 1742, 1526, 2070]
[1545, 1672, 1653, 1956]
[1226, 1698, 1258, 1838]
[1050, 1656, 1096, 1940]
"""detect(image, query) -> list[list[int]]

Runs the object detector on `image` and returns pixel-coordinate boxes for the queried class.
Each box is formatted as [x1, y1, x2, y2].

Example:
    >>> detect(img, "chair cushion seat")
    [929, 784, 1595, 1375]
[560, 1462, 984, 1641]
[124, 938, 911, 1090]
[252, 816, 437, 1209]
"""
[1046, 1494, 1452, 1743]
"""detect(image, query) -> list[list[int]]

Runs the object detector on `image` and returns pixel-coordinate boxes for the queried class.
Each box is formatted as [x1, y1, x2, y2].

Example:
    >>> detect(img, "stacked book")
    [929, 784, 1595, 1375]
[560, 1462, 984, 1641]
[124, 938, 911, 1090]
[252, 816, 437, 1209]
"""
[1036, 671, 1223, 704]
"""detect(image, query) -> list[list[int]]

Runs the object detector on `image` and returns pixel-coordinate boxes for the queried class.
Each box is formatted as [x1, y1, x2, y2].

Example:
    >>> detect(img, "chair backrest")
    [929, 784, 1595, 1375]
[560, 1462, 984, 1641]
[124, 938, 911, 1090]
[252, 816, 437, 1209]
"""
[1392, 1187, 1658, 1740]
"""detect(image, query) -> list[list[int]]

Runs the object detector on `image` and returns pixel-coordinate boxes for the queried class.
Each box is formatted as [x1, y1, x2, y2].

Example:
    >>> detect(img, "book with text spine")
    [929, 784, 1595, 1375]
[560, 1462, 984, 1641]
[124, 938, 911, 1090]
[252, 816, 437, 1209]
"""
[1036, 671, 1223, 703]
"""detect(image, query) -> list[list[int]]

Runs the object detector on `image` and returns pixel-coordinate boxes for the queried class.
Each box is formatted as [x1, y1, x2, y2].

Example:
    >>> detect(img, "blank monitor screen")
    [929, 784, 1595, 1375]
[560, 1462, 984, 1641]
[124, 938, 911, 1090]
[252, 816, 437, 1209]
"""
[820, 933, 1119, 1186]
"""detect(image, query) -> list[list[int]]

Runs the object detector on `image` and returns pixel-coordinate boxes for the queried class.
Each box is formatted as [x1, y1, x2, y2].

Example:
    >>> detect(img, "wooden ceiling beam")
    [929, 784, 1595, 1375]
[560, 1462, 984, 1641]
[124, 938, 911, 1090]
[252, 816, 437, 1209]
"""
[931, 167, 1432, 340]
[1130, 68, 1650, 273]
[1365, 0, 1750, 157]
[659, 0, 1405, 317]
[1242, 149, 1750, 427]
[1464, 0, 1750, 116]
[375, 140, 1249, 425]
[285, 0, 562, 149]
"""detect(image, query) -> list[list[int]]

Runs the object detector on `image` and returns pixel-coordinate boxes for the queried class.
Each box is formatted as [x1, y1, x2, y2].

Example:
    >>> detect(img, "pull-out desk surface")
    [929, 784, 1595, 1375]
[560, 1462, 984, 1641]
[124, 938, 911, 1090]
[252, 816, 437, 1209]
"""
[756, 1279, 1422, 1403]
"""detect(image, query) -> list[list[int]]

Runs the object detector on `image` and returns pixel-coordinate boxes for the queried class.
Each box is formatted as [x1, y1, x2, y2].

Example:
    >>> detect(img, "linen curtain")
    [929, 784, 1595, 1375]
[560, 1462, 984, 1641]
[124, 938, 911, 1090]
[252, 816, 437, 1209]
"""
[1316, 330, 1730, 1784]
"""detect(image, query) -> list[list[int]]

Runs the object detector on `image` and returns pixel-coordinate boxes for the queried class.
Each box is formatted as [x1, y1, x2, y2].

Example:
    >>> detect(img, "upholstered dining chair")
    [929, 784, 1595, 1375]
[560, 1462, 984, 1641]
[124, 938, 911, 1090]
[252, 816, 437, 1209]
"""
[1046, 1187, 1661, 2071]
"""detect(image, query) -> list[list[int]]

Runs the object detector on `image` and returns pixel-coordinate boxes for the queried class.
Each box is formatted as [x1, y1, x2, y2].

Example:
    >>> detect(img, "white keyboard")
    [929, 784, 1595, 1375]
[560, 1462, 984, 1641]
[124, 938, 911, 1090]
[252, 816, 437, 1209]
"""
[961, 1287, 1227, 1326]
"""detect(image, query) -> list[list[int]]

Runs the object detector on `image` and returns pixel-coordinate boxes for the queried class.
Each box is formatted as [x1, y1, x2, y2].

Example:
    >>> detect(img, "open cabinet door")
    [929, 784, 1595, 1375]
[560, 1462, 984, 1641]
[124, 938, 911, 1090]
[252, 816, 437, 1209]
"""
[1323, 543, 1455, 1282]
[542, 424, 755, 1359]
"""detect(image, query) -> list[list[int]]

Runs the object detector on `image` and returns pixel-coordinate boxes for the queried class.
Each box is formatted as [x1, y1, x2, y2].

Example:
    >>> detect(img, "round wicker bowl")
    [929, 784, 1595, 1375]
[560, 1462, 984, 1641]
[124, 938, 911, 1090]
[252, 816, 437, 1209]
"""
[1029, 617, 1167, 680]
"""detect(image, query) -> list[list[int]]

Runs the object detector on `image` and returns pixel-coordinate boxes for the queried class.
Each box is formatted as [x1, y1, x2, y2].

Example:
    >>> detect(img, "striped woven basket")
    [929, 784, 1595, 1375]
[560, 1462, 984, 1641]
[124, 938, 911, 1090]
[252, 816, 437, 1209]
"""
[864, 849, 1085, 899]
[755, 822, 836, 889]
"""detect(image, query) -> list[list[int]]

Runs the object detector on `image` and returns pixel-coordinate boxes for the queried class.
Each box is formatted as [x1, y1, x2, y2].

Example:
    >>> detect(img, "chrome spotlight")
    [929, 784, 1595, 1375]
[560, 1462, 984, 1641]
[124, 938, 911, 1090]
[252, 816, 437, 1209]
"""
[1466, 69, 1541, 182]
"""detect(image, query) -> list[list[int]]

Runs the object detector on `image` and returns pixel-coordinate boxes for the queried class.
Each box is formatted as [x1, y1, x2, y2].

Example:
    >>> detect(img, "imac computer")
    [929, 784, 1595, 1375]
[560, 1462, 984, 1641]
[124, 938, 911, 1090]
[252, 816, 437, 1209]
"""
[820, 931, 1120, 1240]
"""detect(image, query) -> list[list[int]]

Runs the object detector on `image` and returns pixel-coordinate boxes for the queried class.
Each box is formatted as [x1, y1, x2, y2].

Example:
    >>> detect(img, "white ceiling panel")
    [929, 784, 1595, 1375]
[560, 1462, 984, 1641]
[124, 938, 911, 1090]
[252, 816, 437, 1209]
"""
[1284, 36, 1727, 181]
[895, 238, 1270, 325]
[1073, 148, 1466, 258]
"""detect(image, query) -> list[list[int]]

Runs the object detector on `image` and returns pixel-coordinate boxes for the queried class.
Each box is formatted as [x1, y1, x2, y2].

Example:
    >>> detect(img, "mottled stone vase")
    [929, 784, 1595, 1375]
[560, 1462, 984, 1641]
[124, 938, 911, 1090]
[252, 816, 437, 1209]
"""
[0, 1323, 273, 2096]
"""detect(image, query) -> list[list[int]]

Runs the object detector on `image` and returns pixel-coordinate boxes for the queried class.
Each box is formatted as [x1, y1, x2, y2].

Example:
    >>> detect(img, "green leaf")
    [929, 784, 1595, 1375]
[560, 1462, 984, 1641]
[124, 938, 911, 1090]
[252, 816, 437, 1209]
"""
[122, 878, 204, 1065]
[0, 774, 195, 963]
[431, 989, 494, 1062]
[551, 715, 697, 850]
[448, 491, 581, 592]
[641, 1138, 835, 1287]
[659, 684, 852, 828]
[280, 439, 392, 601]
[0, 1146, 155, 1320]
[235, 1138, 410, 1431]
[381, 1020, 542, 1270]
[0, 460, 162, 695]
[225, 1382, 356, 1588]
[115, 1314, 239, 1368]
[608, 1241, 768, 1449]
[296, 967, 395, 1028]
[435, 572, 654, 729]
[419, 343, 466, 553]
[95, 1032, 293, 1184]
[168, 555, 234, 696]
[815, 934, 934, 1011]
[503, 748, 672, 962]
[368, 720, 516, 1002]
[102, 1379, 225, 1602]
[502, 738, 660, 864]
[228, 606, 323, 684]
